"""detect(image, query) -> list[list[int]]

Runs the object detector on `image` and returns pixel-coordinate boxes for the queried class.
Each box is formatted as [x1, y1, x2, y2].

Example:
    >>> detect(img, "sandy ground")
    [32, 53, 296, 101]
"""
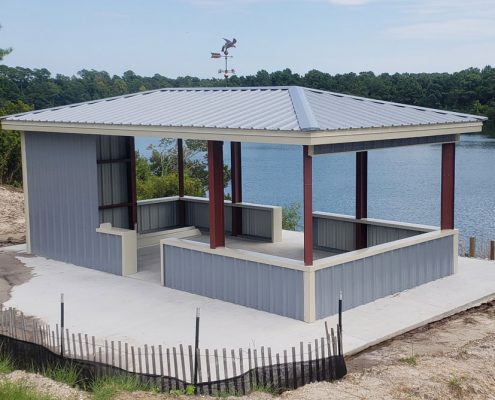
[0, 185, 25, 245]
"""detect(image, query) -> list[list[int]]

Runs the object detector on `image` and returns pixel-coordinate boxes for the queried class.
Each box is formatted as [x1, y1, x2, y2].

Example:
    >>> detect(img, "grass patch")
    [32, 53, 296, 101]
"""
[448, 374, 464, 395]
[0, 352, 13, 374]
[40, 363, 81, 387]
[399, 355, 418, 366]
[0, 381, 55, 400]
[90, 374, 154, 400]
[251, 383, 276, 394]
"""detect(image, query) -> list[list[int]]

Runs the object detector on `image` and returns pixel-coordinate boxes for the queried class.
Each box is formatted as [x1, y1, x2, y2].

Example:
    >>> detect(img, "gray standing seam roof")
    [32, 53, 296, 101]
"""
[1, 86, 487, 132]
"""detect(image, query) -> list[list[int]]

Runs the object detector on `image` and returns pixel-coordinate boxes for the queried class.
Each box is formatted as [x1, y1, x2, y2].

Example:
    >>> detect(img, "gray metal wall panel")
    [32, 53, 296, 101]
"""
[137, 201, 179, 233]
[315, 235, 454, 319]
[313, 216, 355, 252]
[313, 214, 426, 252]
[25, 132, 122, 275]
[164, 245, 304, 320]
[367, 225, 423, 247]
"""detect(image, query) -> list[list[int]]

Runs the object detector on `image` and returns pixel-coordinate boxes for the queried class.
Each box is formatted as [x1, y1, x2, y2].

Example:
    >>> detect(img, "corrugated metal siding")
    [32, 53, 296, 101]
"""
[313, 216, 355, 252]
[5, 87, 484, 132]
[367, 225, 423, 247]
[25, 132, 122, 275]
[315, 235, 454, 319]
[184, 198, 274, 240]
[164, 245, 304, 320]
[137, 200, 179, 233]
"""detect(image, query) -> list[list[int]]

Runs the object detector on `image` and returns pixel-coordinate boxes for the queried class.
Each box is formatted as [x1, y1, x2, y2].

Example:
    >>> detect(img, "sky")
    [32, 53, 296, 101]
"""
[0, 0, 494, 79]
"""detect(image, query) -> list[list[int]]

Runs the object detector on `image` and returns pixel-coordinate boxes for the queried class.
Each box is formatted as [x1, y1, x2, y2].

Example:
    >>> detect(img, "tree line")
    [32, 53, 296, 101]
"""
[1, 64, 494, 188]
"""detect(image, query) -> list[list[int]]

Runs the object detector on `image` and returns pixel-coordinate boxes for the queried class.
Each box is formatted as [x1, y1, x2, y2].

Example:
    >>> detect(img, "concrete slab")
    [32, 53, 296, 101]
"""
[1, 244, 494, 358]
[190, 230, 337, 261]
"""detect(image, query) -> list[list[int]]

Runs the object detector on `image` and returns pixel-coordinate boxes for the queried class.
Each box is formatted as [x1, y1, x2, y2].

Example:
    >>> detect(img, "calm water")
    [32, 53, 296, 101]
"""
[136, 134, 495, 245]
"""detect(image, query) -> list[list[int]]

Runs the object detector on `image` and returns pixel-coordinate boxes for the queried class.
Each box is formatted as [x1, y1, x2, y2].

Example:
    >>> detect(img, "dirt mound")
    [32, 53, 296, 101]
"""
[0, 185, 25, 246]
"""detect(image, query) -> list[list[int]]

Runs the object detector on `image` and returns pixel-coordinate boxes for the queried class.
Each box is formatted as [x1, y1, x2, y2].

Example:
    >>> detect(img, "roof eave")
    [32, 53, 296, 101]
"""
[1, 120, 484, 146]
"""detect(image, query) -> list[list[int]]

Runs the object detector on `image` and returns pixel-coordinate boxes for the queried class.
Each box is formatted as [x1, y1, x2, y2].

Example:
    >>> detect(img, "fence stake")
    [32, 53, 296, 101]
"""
[158, 345, 164, 376]
[166, 348, 171, 382]
[469, 236, 476, 257]
[247, 348, 252, 393]
[231, 349, 237, 394]
[138, 347, 143, 374]
[188, 345, 194, 381]
[222, 348, 229, 385]
[308, 343, 313, 382]
[197, 349, 203, 393]
[214, 349, 220, 393]
[261, 346, 266, 386]
[291, 346, 297, 389]
[144, 344, 149, 374]
[299, 342, 305, 386]
[60, 293, 64, 357]
[490, 240, 495, 260]
[205, 349, 212, 394]
[51, 330, 55, 352]
[131, 346, 136, 373]
[152, 345, 157, 376]
[179, 344, 186, 383]
[125, 342, 129, 371]
[339, 291, 343, 337]
[283, 350, 289, 390]
[239, 348, 245, 395]
[315, 339, 320, 380]
[111, 341, 115, 367]
[324, 321, 331, 356]
[92, 336, 96, 362]
[72, 333, 77, 358]
[253, 349, 259, 387]
[172, 347, 179, 389]
[118, 341, 122, 369]
[331, 328, 337, 356]
[321, 337, 326, 380]
[65, 329, 70, 357]
[268, 347, 274, 385]
[105, 340, 109, 366]
[193, 308, 200, 393]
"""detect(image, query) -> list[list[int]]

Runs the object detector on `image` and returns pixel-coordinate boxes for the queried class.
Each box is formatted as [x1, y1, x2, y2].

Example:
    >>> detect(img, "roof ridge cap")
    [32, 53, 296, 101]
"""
[288, 86, 320, 131]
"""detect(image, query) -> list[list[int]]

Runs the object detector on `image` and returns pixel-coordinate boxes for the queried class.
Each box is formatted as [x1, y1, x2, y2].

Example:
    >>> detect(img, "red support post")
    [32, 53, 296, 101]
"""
[355, 151, 368, 249]
[303, 146, 313, 266]
[177, 139, 185, 226]
[231, 142, 243, 236]
[208, 141, 225, 248]
[441, 143, 455, 230]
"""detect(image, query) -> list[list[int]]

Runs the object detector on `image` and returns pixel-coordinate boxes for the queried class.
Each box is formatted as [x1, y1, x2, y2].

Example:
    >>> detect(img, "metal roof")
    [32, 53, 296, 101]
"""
[1, 86, 486, 132]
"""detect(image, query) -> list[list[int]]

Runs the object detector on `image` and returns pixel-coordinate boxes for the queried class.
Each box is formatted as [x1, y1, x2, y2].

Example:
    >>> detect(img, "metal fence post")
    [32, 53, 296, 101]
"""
[193, 308, 200, 393]
[60, 293, 64, 357]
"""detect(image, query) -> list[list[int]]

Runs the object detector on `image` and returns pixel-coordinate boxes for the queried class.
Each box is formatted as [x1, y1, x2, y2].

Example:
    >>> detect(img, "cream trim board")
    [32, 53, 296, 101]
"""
[453, 230, 459, 274]
[20, 132, 31, 253]
[313, 229, 458, 271]
[303, 270, 316, 323]
[313, 211, 438, 232]
[2, 121, 483, 147]
[96, 223, 137, 276]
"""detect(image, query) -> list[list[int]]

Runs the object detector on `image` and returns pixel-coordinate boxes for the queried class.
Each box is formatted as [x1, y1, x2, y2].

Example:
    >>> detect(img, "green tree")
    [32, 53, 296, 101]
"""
[282, 202, 301, 231]
[0, 100, 32, 185]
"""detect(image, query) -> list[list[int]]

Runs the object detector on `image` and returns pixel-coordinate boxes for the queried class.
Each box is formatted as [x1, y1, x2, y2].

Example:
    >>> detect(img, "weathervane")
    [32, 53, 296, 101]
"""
[211, 38, 237, 80]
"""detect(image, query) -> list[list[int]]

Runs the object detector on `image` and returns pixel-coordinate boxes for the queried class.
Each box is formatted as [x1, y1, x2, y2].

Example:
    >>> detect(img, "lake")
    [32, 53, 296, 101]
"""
[136, 134, 495, 249]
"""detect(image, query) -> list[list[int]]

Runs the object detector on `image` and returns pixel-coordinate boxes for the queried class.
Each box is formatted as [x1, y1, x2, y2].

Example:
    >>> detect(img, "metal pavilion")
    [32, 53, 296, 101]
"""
[1, 86, 487, 322]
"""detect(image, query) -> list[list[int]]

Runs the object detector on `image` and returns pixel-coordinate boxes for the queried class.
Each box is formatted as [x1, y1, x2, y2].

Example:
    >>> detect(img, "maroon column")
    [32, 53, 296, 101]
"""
[208, 140, 225, 248]
[355, 151, 368, 249]
[177, 139, 185, 226]
[231, 142, 243, 236]
[441, 143, 455, 229]
[303, 146, 313, 266]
